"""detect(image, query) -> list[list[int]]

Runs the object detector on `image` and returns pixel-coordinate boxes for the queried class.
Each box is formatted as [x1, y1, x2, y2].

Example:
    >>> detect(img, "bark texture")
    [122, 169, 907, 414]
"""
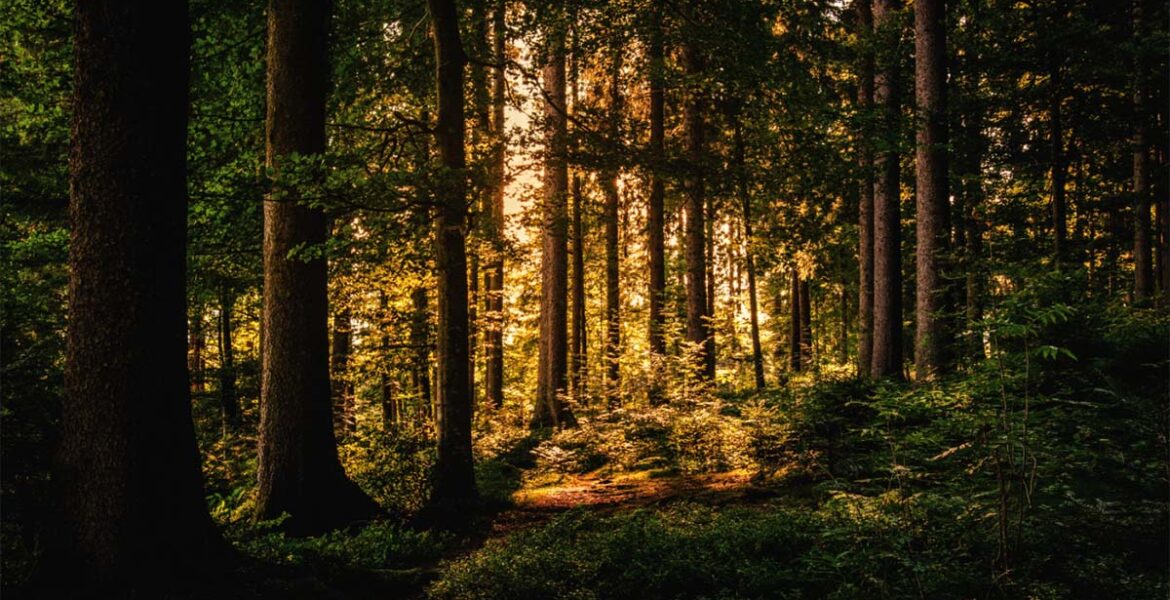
[56, 0, 224, 589]
[871, 0, 903, 379]
[483, 0, 506, 409]
[683, 40, 715, 380]
[733, 117, 765, 390]
[256, 0, 378, 533]
[604, 49, 623, 406]
[857, 0, 876, 376]
[647, 2, 668, 402]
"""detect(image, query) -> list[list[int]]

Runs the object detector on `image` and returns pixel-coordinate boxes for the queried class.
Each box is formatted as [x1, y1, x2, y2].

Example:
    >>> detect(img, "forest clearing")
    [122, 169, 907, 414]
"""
[2, 0, 1168, 597]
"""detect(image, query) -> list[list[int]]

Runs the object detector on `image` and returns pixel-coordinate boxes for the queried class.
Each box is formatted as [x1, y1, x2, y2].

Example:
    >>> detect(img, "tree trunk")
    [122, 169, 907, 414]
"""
[683, 39, 715, 381]
[410, 287, 432, 418]
[857, 0, 876, 377]
[799, 279, 813, 367]
[534, 24, 574, 428]
[870, 0, 904, 379]
[1133, 0, 1154, 301]
[569, 28, 587, 401]
[219, 285, 240, 432]
[604, 49, 623, 407]
[732, 118, 765, 390]
[647, 1, 668, 402]
[330, 308, 353, 437]
[190, 302, 206, 393]
[1050, 64, 1067, 267]
[913, 0, 949, 381]
[256, 0, 378, 533]
[483, 0, 507, 409]
[55, 0, 224, 588]
[789, 269, 802, 372]
[427, 0, 478, 507]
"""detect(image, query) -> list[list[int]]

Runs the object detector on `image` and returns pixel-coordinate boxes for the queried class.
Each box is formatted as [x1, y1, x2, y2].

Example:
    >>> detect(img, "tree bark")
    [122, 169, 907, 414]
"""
[569, 26, 587, 401]
[427, 0, 478, 506]
[789, 269, 802, 372]
[647, 1, 668, 402]
[732, 117, 765, 390]
[871, 0, 903, 379]
[799, 279, 813, 367]
[603, 49, 623, 407]
[219, 285, 240, 432]
[857, 0, 876, 377]
[483, 0, 506, 409]
[190, 302, 206, 393]
[683, 39, 715, 381]
[914, 0, 949, 381]
[256, 0, 378, 533]
[1050, 64, 1067, 267]
[55, 0, 224, 588]
[330, 308, 353, 437]
[410, 287, 432, 417]
[534, 23, 574, 428]
[1132, 0, 1154, 301]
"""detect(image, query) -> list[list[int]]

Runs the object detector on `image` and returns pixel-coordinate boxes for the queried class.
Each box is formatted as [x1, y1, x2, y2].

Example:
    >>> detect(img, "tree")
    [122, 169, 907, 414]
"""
[219, 284, 240, 432]
[1132, 0, 1153, 301]
[913, 0, 949, 381]
[856, 0, 876, 376]
[732, 114, 765, 390]
[870, 0, 903, 379]
[255, 0, 378, 533]
[534, 16, 574, 428]
[483, 0, 507, 409]
[789, 269, 802, 372]
[683, 37, 715, 381]
[53, 0, 224, 589]
[603, 46, 623, 406]
[646, 0, 668, 402]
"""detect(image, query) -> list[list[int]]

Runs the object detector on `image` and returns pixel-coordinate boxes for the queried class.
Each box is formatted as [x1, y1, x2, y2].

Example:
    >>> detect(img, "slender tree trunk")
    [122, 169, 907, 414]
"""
[1050, 64, 1067, 267]
[484, 0, 506, 409]
[732, 118, 765, 390]
[190, 302, 206, 393]
[330, 308, 353, 437]
[410, 287, 432, 418]
[379, 293, 399, 429]
[857, 0, 876, 377]
[799, 279, 813, 367]
[54, 0, 224, 589]
[683, 39, 714, 380]
[839, 282, 850, 364]
[914, 0, 949, 381]
[603, 49, 623, 406]
[871, 0, 903, 379]
[219, 285, 240, 432]
[1132, 0, 1153, 301]
[534, 23, 574, 428]
[789, 269, 802, 372]
[427, 0, 478, 507]
[256, 0, 377, 533]
[569, 29, 587, 401]
[647, 2, 668, 402]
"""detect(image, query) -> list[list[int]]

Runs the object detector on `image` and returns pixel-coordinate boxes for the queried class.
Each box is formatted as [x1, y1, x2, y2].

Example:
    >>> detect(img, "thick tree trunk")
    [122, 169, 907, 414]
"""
[604, 50, 623, 407]
[219, 286, 240, 432]
[54, 0, 224, 589]
[914, 0, 950, 381]
[857, 0, 876, 377]
[789, 269, 802, 372]
[683, 40, 715, 381]
[427, 0, 478, 507]
[871, 0, 903, 379]
[534, 25, 574, 428]
[256, 0, 378, 533]
[484, 0, 507, 409]
[330, 308, 353, 437]
[647, 2, 667, 403]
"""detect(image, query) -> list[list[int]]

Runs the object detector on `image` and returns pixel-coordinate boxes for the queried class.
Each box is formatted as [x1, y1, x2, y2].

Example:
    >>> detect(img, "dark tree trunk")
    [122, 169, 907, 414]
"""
[857, 0, 876, 377]
[379, 294, 399, 429]
[484, 0, 506, 409]
[330, 308, 353, 437]
[732, 117, 765, 390]
[410, 287, 432, 416]
[427, 0, 478, 507]
[870, 0, 903, 379]
[569, 30, 587, 400]
[839, 282, 850, 364]
[54, 0, 224, 589]
[219, 286, 240, 432]
[789, 269, 802, 372]
[1133, 0, 1154, 301]
[683, 40, 715, 380]
[799, 279, 813, 367]
[256, 0, 378, 533]
[190, 302, 206, 393]
[913, 0, 950, 381]
[603, 49, 623, 407]
[534, 24, 574, 428]
[1050, 64, 1067, 267]
[647, 1, 668, 402]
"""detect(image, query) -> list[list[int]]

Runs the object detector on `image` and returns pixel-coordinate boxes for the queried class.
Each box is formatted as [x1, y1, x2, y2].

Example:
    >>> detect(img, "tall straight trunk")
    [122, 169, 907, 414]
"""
[871, 0, 903, 379]
[1132, 0, 1153, 301]
[705, 195, 716, 363]
[839, 282, 850, 364]
[484, 0, 507, 409]
[683, 39, 714, 380]
[190, 302, 206, 393]
[789, 269, 802, 372]
[963, 116, 985, 356]
[603, 49, 623, 406]
[534, 25, 573, 428]
[732, 118, 765, 390]
[1158, 145, 1170, 303]
[54, 0, 224, 589]
[467, 0, 491, 409]
[219, 286, 240, 432]
[379, 293, 399, 429]
[256, 0, 377, 533]
[427, 0, 477, 506]
[913, 0, 949, 381]
[646, 2, 668, 402]
[569, 30, 587, 399]
[410, 287, 432, 416]
[330, 308, 353, 437]
[799, 279, 813, 366]
[857, 0, 876, 376]
[1050, 64, 1067, 267]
